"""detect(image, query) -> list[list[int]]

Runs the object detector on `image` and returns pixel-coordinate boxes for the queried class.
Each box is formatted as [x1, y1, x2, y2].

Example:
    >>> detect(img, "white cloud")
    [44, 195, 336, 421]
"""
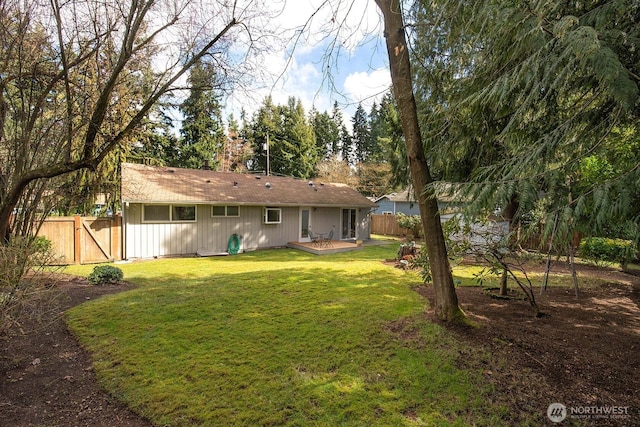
[343, 68, 391, 110]
[224, 0, 390, 124]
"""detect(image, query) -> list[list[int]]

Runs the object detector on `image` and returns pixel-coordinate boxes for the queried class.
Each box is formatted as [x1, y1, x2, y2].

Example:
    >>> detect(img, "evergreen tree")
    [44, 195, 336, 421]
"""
[330, 101, 346, 156]
[310, 108, 339, 161]
[246, 96, 318, 178]
[245, 96, 277, 174]
[177, 59, 225, 169]
[340, 123, 354, 166]
[377, 92, 407, 189]
[220, 113, 253, 172]
[351, 103, 370, 163]
[367, 101, 384, 162]
[278, 97, 318, 178]
[411, 0, 640, 244]
[131, 103, 180, 166]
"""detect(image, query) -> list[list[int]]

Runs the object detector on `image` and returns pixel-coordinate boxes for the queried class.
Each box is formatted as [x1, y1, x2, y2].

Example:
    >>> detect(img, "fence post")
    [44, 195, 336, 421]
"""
[73, 215, 82, 264]
[112, 214, 122, 261]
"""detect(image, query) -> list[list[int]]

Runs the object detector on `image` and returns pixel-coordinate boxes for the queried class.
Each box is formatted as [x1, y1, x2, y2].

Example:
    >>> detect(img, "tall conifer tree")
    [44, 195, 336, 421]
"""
[178, 59, 225, 169]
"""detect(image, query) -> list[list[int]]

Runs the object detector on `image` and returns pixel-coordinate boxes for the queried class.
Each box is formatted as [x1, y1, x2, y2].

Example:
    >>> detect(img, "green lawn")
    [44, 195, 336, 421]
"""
[65, 246, 508, 426]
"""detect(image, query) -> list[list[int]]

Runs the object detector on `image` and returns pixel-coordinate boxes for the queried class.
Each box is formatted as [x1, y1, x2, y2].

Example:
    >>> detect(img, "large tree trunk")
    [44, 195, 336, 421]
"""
[374, 0, 463, 322]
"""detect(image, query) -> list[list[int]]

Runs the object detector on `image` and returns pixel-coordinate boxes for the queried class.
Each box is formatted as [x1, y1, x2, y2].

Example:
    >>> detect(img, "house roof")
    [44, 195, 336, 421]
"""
[375, 185, 467, 204]
[375, 189, 415, 203]
[121, 163, 377, 208]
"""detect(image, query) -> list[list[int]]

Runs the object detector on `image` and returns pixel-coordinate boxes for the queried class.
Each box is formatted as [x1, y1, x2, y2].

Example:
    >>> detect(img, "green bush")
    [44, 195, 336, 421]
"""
[88, 265, 123, 285]
[396, 213, 422, 238]
[578, 237, 637, 268]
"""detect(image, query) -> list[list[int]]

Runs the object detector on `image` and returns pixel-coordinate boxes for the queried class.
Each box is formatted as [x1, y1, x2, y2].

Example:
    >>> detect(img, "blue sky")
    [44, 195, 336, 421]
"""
[224, 0, 391, 126]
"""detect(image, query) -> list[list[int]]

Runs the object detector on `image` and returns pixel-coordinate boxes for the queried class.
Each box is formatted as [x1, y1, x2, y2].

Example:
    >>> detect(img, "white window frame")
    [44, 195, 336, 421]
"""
[263, 207, 281, 224]
[142, 204, 197, 223]
[211, 205, 240, 217]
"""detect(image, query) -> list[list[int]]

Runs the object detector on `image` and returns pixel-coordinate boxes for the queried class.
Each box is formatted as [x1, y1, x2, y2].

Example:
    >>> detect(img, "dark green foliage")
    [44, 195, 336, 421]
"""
[351, 103, 370, 163]
[396, 213, 422, 238]
[88, 265, 124, 285]
[310, 108, 339, 161]
[410, 0, 640, 248]
[330, 102, 347, 157]
[245, 96, 318, 178]
[578, 237, 637, 267]
[177, 59, 225, 169]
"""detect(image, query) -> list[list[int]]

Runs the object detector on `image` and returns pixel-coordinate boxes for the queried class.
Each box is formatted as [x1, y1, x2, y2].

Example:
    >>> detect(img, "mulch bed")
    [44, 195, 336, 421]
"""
[1, 264, 639, 426]
[415, 262, 640, 426]
[0, 277, 152, 427]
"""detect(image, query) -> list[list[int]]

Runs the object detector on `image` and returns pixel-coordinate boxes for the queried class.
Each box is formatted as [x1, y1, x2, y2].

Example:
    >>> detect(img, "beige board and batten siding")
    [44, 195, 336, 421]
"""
[120, 163, 377, 258]
[357, 209, 372, 240]
[310, 207, 371, 241]
[124, 204, 301, 258]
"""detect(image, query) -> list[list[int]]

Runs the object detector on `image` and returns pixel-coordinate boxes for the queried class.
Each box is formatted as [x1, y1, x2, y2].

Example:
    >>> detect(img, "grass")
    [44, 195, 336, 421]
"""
[65, 246, 511, 426]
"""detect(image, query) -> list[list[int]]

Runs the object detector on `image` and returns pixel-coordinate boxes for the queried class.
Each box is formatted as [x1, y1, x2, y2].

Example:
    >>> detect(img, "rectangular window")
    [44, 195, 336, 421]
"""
[212, 206, 226, 217]
[172, 205, 196, 221]
[264, 207, 281, 224]
[212, 205, 240, 217]
[143, 204, 196, 222]
[143, 205, 170, 222]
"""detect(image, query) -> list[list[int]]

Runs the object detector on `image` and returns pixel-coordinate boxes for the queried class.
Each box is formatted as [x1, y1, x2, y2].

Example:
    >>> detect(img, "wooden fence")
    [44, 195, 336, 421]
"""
[37, 215, 122, 265]
[371, 214, 409, 236]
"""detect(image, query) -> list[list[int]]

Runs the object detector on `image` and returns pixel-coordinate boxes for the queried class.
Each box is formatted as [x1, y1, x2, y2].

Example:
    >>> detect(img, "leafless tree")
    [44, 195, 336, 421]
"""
[0, 0, 274, 243]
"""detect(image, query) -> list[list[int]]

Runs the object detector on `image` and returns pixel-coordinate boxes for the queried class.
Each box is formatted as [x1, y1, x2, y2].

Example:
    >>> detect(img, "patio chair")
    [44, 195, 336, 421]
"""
[308, 229, 320, 246]
[321, 229, 334, 248]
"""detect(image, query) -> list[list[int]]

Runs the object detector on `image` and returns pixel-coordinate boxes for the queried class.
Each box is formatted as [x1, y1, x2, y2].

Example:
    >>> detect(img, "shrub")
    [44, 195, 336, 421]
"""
[578, 237, 637, 268]
[396, 213, 422, 238]
[88, 265, 123, 285]
[1, 236, 61, 336]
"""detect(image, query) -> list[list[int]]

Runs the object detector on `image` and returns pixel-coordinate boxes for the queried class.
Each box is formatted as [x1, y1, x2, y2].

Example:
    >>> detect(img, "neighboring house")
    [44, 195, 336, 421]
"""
[121, 163, 377, 259]
[372, 189, 420, 216]
[373, 187, 466, 216]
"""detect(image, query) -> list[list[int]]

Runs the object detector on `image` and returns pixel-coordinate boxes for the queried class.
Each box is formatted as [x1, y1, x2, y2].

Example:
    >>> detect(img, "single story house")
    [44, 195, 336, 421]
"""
[121, 163, 377, 259]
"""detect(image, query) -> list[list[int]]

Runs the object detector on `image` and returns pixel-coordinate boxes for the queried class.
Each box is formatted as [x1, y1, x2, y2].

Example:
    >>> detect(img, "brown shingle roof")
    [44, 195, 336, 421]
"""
[121, 163, 377, 208]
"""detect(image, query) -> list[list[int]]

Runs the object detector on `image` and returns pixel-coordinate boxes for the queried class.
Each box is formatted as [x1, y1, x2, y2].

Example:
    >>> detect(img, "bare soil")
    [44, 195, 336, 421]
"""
[0, 277, 152, 427]
[1, 263, 639, 426]
[415, 261, 640, 426]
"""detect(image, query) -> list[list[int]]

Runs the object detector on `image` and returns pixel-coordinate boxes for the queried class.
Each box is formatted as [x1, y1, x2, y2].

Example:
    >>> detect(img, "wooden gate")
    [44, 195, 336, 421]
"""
[37, 215, 122, 265]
